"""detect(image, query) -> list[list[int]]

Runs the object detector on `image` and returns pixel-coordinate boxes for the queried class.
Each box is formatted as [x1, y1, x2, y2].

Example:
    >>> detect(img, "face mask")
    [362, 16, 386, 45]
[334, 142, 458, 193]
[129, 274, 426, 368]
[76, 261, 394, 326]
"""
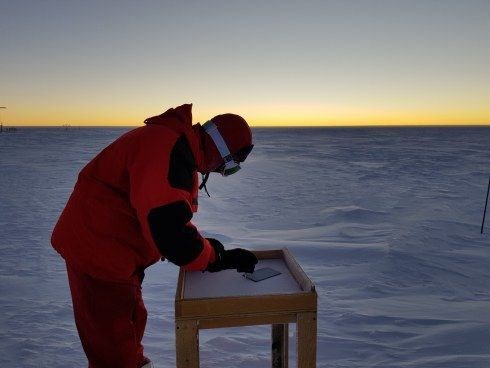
[202, 120, 241, 176]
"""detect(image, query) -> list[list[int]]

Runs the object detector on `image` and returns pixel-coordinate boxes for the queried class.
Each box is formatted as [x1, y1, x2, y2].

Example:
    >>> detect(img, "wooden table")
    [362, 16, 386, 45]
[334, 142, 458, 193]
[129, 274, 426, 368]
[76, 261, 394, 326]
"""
[175, 248, 317, 368]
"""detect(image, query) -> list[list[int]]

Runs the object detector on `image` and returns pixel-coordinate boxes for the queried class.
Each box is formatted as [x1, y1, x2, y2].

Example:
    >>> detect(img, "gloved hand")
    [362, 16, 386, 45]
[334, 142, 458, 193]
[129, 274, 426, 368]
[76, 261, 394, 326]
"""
[206, 238, 258, 273]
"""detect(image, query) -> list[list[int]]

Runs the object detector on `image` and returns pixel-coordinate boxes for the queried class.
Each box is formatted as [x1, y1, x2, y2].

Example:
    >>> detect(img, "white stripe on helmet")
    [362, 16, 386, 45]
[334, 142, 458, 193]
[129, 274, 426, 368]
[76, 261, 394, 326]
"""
[203, 120, 238, 172]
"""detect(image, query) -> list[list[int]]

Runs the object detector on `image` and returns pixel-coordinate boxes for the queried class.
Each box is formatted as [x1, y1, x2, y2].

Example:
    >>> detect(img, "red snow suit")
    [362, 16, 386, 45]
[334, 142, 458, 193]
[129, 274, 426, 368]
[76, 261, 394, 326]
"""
[51, 104, 216, 282]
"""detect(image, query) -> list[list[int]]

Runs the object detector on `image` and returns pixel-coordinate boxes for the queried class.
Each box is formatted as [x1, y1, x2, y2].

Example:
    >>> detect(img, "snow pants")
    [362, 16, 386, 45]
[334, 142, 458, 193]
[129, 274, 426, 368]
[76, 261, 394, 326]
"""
[66, 262, 148, 368]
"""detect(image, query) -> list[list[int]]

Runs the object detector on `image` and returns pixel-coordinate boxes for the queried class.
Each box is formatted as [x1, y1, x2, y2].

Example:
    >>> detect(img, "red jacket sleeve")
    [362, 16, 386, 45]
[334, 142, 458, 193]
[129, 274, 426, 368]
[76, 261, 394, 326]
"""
[128, 126, 215, 271]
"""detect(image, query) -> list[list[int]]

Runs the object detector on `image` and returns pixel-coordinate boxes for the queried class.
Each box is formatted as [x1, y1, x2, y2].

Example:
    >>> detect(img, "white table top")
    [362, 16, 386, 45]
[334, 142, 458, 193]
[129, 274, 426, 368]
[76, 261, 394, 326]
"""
[184, 259, 303, 299]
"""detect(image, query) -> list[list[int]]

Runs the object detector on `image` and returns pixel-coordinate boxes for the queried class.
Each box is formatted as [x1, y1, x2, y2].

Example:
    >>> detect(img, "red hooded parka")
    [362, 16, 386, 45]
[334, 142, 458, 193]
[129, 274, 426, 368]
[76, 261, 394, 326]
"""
[51, 104, 215, 282]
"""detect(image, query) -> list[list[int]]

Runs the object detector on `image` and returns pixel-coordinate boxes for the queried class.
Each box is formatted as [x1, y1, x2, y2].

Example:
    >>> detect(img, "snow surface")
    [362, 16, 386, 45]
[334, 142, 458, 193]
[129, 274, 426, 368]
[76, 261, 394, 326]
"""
[0, 127, 489, 368]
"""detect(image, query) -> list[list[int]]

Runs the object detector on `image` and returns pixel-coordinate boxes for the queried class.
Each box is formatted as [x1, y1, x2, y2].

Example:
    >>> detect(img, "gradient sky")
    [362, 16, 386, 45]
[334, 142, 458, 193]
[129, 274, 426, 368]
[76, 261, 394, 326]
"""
[1, 0, 489, 126]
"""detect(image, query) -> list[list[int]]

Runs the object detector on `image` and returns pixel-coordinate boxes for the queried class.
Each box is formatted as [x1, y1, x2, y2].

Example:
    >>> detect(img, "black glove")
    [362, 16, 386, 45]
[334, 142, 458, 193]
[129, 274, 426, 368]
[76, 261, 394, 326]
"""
[206, 238, 258, 273]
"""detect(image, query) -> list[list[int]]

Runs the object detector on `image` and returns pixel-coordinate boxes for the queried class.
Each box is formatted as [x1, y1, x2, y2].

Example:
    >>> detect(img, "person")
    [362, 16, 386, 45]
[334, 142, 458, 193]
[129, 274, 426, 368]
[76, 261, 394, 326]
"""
[51, 103, 258, 368]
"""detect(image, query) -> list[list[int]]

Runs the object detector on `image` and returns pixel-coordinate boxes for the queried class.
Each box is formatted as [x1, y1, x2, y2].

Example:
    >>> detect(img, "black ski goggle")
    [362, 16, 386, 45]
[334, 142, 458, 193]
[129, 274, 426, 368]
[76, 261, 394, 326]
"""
[215, 144, 254, 176]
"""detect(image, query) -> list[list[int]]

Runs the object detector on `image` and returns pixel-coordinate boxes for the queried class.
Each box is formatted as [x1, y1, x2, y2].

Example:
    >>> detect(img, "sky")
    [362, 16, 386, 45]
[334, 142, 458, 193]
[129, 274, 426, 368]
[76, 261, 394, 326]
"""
[0, 0, 489, 127]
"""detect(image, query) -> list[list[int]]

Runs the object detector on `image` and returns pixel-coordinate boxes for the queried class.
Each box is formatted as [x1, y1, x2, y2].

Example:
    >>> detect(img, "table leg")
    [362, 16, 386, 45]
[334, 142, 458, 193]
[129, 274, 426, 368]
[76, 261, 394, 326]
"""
[297, 312, 316, 368]
[176, 319, 199, 368]
[272, 323, 289, 368]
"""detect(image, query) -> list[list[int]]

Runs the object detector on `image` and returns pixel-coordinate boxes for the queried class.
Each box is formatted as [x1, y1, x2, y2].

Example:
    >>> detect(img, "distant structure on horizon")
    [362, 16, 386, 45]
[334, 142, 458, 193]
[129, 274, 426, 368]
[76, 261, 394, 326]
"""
[0, 107, 5, 133]
[0, 123, 18, 133]
[61, 123, 82, 130]
[0, 106, 18, 133]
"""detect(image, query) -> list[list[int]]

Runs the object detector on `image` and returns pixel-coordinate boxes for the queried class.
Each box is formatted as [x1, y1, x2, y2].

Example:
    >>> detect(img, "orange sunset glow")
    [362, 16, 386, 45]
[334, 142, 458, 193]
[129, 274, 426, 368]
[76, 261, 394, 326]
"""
[1, 1, 489, 127]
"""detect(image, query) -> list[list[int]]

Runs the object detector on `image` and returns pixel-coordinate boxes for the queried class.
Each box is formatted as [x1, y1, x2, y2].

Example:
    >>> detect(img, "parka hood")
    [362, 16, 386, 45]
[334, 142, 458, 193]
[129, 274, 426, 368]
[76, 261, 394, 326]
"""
[144, 103, 193, 130]
[143, 103, 204, 172]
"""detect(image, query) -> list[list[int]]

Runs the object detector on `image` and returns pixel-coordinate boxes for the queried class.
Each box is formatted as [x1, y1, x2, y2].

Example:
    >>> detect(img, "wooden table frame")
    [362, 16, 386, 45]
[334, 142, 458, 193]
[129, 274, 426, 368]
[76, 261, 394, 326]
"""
[175, 248, 317, 368]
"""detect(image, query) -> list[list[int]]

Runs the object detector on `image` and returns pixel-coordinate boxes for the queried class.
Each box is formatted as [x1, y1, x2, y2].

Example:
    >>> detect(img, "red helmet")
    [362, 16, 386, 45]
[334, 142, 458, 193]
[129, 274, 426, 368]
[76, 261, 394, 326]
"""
[201, 113, 254, 176]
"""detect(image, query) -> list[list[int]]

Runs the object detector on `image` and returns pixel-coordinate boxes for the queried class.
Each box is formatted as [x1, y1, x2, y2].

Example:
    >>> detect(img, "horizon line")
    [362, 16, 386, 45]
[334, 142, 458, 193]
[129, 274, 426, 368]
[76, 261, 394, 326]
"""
[3, 123, 490, 129]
